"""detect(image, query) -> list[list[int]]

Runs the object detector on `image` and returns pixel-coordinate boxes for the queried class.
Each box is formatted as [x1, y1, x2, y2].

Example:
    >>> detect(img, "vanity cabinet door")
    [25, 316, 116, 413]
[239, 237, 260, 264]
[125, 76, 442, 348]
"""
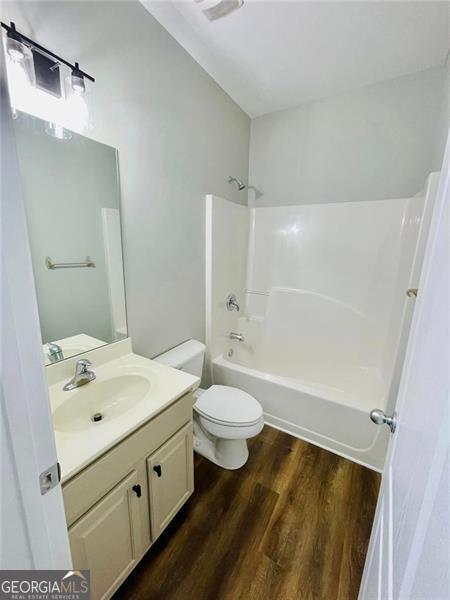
[147, 423, 194, 540]
[68, 470, 145, 600]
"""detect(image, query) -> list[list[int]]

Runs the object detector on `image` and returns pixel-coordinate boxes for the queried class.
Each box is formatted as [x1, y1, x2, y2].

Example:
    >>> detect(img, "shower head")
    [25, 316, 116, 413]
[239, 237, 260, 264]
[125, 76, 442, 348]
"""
[202, 0, 244, 21]
[228, 176, 247, 191]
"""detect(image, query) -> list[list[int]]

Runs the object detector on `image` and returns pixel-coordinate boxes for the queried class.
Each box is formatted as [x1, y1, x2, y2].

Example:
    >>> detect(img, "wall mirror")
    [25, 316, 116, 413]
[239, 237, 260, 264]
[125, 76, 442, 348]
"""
[14, 111, 127, 365]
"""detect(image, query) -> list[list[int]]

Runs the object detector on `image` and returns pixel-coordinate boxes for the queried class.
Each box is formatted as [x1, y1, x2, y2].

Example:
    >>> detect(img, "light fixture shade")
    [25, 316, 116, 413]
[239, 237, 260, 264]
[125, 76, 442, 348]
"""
[6, 35, 30, 62]
[64, 71, 91, 133]
[71, 62, 85, 94]
[4, 31, 35, 88]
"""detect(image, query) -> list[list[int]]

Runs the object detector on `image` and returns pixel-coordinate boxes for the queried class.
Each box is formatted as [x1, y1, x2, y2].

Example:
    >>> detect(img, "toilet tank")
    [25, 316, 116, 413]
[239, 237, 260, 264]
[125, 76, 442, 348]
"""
[154, 339, 205, 378]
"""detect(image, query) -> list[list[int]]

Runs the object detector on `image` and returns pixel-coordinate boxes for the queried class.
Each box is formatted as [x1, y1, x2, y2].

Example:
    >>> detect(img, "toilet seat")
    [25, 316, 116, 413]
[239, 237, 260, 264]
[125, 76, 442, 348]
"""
[194, 385, 263, 428]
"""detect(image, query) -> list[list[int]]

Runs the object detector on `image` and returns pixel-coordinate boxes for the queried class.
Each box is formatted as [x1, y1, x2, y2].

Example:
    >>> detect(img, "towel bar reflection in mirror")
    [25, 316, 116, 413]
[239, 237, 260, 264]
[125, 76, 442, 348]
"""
[45, 256, 96, 270]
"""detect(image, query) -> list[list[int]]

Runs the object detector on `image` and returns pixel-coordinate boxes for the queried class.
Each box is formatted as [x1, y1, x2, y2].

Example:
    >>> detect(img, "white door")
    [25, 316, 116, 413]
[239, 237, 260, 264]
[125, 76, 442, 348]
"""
[1, 47, 71, 568]
[359, 142, 449, 599]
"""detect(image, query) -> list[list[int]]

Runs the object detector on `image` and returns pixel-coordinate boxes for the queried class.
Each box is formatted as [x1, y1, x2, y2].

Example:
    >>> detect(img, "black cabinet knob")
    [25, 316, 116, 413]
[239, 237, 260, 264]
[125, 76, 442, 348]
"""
[153, 465, 162, 478]
[132, 484, 142, 498]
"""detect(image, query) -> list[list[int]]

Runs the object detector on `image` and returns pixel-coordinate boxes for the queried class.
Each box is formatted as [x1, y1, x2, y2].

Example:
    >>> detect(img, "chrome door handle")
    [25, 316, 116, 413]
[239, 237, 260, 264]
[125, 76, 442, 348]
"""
[370, 409, 397, 433]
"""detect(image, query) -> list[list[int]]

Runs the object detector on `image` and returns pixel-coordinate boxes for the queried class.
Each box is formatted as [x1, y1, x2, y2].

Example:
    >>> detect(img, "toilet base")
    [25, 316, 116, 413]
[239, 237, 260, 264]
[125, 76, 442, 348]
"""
[193, 419, 250, 470]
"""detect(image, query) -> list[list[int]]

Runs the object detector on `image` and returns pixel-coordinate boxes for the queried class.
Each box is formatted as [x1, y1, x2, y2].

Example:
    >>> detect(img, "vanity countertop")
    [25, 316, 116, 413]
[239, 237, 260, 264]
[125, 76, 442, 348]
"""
[47, 339, 199, 483]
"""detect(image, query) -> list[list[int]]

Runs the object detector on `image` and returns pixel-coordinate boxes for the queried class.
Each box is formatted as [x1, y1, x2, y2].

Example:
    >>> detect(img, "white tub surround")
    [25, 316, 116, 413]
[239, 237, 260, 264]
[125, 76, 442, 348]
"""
[206, 179, 437, 470]
[205, 194, 249, 381]
[47, 338, 199, 482]
[101, 207, 127, 339]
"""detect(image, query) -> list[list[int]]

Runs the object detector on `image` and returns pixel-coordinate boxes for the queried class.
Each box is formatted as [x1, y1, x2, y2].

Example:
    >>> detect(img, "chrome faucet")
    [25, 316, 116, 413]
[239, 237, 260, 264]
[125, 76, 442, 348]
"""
[226, 293, 240, 311]
[229, 332, 244, 342]
[63, 359, 96, 391]
[46, 342, 64, 363]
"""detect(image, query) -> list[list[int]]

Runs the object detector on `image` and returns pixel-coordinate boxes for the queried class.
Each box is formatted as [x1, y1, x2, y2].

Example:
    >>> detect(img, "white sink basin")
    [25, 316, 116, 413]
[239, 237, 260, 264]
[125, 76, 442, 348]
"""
[53, 375, 151, 432]
[47, 341, 200, 482]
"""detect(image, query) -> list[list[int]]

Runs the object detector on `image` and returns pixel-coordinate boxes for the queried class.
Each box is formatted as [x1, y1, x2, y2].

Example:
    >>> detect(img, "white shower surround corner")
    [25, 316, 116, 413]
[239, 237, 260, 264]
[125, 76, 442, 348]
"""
[206, 178, 437, 471]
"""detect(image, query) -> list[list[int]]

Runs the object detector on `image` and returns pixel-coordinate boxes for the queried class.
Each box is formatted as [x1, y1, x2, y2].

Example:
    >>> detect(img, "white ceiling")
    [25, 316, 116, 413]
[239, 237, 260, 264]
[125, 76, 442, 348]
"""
[142, 1, 449, 118]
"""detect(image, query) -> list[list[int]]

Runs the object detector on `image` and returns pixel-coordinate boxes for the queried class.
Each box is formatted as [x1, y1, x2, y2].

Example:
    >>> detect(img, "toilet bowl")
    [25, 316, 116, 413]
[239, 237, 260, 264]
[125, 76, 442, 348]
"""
[193, 385, 264, 469]
[154, 340, 264, 470]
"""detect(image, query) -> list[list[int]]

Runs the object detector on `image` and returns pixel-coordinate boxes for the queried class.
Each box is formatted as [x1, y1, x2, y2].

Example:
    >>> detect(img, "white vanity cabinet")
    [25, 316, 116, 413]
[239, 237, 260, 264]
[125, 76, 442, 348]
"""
[62, 393, 194, 600]
[148, 422, 194, 539]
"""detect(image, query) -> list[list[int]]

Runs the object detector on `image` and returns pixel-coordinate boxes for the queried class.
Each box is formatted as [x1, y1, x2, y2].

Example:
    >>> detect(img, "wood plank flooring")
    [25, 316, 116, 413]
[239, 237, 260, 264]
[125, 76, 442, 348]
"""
[114, 426, 380, 600]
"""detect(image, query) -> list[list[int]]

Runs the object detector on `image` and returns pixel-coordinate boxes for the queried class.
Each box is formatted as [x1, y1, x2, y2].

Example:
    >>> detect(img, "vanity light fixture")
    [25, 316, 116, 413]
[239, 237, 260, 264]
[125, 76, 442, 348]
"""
[1, 21, 95, 86]
[2, 20, 94, 134]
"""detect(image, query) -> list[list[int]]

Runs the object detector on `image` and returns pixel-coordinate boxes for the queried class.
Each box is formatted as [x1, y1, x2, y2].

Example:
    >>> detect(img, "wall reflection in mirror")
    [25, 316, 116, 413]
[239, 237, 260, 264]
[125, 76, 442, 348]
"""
[14, 111, 127, 365]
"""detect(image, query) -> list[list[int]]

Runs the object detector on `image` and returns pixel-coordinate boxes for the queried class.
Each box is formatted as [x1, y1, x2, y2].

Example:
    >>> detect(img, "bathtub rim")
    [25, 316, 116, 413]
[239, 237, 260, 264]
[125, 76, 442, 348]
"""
[212, 353, 387, 414]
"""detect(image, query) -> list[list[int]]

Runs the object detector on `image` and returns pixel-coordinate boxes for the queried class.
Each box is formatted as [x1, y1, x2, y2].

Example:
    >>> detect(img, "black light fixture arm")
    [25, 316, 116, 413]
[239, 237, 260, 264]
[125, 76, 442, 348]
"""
[1, 21, 95, 83]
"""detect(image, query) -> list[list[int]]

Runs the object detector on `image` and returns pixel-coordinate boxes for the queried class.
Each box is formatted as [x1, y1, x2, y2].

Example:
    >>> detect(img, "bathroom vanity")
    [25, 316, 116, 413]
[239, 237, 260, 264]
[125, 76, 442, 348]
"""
[47, 340, 199, 600]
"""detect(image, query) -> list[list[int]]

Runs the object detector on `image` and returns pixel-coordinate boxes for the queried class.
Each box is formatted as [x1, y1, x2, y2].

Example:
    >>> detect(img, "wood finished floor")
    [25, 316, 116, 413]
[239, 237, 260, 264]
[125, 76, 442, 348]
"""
[114, 426, 380, 600]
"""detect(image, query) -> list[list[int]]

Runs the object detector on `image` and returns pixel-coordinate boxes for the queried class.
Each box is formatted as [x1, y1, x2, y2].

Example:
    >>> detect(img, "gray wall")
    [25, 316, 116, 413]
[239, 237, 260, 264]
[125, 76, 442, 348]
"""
[4, 0, 250, 358]
[249, 66, 448, 207]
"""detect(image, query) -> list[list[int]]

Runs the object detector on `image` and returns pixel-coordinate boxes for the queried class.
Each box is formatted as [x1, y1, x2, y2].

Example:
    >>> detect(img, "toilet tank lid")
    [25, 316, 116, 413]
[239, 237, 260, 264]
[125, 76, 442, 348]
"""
[154, 339, 205, 369]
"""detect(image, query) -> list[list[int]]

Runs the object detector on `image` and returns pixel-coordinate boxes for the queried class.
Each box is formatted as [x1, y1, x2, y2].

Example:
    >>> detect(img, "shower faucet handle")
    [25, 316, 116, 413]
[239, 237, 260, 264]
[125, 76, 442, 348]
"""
[226, 293, 240, 311]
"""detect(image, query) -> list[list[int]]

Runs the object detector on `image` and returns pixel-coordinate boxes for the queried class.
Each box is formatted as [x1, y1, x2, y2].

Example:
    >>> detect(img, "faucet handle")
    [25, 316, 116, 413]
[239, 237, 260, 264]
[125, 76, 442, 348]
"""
[76, 358, 92, 372]
[226, 293, 240, 311]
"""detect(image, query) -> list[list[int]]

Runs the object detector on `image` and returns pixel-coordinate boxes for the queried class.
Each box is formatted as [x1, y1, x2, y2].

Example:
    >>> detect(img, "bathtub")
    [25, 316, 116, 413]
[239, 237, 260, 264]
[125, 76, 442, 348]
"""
[212, 350, 389, 471]
[205, 194, 429, 472]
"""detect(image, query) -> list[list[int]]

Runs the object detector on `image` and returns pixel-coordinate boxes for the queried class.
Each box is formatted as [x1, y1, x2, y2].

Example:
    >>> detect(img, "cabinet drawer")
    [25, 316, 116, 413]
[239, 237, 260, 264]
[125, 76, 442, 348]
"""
[63, 393, 193, 526]
[147, 422, 194, 540]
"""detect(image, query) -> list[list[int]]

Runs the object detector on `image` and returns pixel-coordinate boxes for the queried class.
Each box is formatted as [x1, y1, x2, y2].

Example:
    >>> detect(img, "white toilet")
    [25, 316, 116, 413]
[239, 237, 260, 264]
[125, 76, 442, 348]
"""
[155, 339, 264, 469]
